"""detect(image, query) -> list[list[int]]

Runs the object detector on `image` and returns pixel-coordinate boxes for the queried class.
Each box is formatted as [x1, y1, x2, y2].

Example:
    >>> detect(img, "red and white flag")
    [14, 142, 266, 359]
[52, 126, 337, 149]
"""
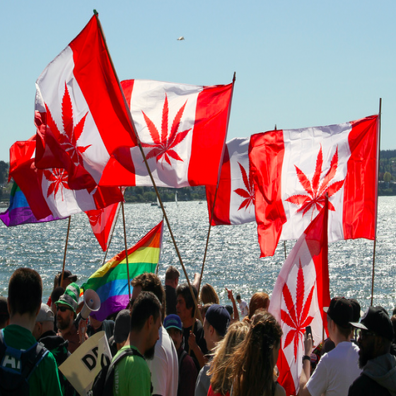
[269, 199, 330, 396]
[34, 14, 136, 189]
[9, 138, 123, 220]
[206, 137, 255, 225]
[99, 79, 234, 188]
[249, 115, 379, 257]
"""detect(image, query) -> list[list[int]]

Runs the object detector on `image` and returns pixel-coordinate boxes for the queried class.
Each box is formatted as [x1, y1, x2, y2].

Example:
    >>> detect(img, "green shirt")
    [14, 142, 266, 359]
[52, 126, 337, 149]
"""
[2, 324, 62, 396]
[113, 345, 151, 396]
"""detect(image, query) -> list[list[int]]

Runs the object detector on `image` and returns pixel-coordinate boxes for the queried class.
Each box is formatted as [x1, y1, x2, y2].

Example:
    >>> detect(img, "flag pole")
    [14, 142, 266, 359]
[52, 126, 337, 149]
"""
[121, 201, 132, 299]
[197, 72, 236, 294]
[101, 203, 122, 267]
[323, 193, 329, 343]
[370, 98, 381, 306]
[60, 216, 71, 286]
[94, 12, 201, 320]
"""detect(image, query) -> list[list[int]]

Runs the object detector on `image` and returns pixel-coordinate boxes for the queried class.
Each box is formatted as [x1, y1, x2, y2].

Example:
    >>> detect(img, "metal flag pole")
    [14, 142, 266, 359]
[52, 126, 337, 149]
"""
[370, 98, 382, 306]
[60, 216, 71, 286]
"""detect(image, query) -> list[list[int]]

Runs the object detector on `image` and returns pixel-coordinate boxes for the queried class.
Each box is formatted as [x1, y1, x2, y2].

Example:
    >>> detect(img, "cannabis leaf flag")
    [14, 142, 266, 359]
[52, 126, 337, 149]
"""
[206, 137, 255, 225]
[99, 79, 234, 188]
[269, 199, 330, 396]
[249, 115, 379, 257]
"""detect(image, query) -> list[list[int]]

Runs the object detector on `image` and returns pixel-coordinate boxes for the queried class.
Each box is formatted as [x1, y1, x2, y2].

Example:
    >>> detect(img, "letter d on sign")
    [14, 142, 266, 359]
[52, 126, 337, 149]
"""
[82, 353, 96, 371]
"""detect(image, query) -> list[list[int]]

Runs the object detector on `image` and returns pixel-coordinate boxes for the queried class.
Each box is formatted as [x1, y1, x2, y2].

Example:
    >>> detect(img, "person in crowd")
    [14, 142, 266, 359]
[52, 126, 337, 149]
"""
[164, 314, 198, 396]
[230, 311, 285, 396]
[47, 270, 78, 307]
[349, 306, 396, 395]
[208, 321, 250, 396]
[165, 266, 180, 315]
[199, 303, 213, 321]
[195, 304, 231, 396]
[391, 315, 396, 356]
[113, 291, 161, 396]
[55, 282, 87, 353]
[299, 297, 361, 396]
[235, 294, 249, 318]
[50, 286, 64, 333]
[0, 268, 62, 395]
[176, 283, 208, 370]
[109, 309, 131, 354]
[33, 303, 76, 396]
[349, 298, 361, 341]
[247, 292, 270, 319]
[131, 272, 178, 396]
[0, 296, 9, 329]
[200, 283, 220, 305]
[87, 313, 114, 343]
[225, 288, 240, 323]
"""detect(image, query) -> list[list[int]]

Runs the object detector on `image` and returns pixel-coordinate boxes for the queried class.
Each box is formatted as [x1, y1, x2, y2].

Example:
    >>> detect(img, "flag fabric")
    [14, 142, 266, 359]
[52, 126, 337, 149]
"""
[9, 138, 123, 220]
[0, 182, 63, 227]
[249, 115, 379, 257]
[34, 14, 136, 190]
[99, 79, 234, 188]
[269, 200, 330, 396]
[206, 137, 255, 225]
[81, 220, 164, 321]
[86, 201, 120, 252]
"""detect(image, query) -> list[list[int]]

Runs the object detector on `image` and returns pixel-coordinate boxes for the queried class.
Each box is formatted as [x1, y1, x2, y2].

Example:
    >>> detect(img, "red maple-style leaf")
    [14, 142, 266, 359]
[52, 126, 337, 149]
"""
[140, 94, 192, 167]
[44, 168, 71, 201]
[234, 162, 255, 211]
[286, 146, 344, 218]
[281, 261, 314, 361]
[44, 83, 91, 166]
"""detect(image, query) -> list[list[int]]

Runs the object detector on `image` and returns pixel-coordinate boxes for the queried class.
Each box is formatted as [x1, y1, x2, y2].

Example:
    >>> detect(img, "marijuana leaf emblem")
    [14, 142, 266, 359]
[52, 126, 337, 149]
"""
[234, 162, 255, 211]
[286, 146, 344, 218]
[88, 211, 101, 227]
[281, 262, 314, 361]
[44, 168, 71, 201]
[44, 83, 91, 166]
[140, 94, 192, 166]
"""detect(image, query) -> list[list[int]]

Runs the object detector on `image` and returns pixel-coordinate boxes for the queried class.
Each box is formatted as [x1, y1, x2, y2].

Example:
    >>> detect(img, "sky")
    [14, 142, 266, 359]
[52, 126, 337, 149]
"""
[1, 1, 395, 163]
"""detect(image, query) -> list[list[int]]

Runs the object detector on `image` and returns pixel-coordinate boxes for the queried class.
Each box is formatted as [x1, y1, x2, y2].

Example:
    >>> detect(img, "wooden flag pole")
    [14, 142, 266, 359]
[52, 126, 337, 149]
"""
[60, 216, 71, 287]
[370, 98, 382, 306]
[197, 72, 236, 294]
[121, 202, 132, 299]
[95, 12, 201, 320]
[284, 241, 287, 260]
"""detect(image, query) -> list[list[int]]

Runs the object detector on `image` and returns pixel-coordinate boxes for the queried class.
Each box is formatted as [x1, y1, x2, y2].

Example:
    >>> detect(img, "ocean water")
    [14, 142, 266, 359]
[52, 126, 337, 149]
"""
[0, 196, 395, 315]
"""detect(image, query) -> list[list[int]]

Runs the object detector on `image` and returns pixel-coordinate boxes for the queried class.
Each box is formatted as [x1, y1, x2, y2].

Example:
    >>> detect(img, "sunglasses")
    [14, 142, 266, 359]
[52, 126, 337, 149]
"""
[358, 329, 377, 338]
[57, 306, 71, 313]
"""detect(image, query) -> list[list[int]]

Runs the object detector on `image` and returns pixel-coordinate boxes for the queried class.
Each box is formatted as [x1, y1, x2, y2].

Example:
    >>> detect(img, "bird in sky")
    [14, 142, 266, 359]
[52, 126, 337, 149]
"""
[177, 36, 185, 41]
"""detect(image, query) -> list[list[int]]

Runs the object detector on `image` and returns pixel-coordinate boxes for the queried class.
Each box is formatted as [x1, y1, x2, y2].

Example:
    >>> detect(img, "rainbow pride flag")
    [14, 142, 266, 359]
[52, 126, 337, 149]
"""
[81, 220, 164, 321]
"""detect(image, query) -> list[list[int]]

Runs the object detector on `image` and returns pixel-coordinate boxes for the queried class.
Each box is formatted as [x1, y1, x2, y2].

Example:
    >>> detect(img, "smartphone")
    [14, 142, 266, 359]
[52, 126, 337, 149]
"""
[305, 326, 312, 337]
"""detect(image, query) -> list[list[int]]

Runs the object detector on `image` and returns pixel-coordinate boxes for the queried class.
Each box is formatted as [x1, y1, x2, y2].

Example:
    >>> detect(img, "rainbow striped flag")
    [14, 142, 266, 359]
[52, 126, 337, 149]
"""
[81, 220, 164, 321]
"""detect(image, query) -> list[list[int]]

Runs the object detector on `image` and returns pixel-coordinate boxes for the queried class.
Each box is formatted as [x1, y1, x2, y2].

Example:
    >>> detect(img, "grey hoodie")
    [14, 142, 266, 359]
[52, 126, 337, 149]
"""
[363, 353, 396, 396]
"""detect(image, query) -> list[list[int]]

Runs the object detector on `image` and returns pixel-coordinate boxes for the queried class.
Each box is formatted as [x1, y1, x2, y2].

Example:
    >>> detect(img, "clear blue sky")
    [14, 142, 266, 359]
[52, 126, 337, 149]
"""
[1, 0, 395, 163]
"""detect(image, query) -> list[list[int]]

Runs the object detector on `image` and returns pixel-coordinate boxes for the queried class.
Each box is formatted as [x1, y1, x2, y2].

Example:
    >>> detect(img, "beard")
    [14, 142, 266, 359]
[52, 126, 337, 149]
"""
[144, 344, 156, 360]
[57, 315, 72, 331]
[358, 340, 375, 369]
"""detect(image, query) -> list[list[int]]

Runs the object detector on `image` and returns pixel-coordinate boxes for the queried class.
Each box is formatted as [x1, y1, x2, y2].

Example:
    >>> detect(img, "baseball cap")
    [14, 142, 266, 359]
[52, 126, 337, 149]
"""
[205, 304, 231, 337]
[55, 282, 80, 313]
[58, 270, 78, 285]
[36, 303, 54, 322]
[323, 297, 353, 328]
[114, 310, 131, 344]
[164, 314, 183, 332]
[350, 306, 394, 342]
[349, 298, 361, 323]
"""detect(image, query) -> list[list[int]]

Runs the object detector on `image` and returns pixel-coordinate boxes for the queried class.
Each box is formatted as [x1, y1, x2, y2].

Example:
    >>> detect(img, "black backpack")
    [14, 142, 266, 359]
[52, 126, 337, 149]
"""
[0, 329, 48, 396]
[88, 347, 144, 396]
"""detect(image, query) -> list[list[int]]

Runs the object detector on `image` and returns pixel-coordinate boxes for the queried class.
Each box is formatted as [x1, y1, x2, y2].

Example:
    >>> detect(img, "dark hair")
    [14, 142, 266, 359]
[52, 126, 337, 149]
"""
[51, 286, 65, 303]
[165, 266, 180, 281]
[130, 291, 161, 332]
[8, 268, 42, 317]
[236, 294, 241, 300]
[132, 273, 166, 321]
[176, 283, 198, 317]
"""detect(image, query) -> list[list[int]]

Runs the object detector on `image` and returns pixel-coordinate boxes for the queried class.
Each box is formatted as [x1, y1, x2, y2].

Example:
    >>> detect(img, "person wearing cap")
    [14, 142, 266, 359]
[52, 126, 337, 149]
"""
[164, 314, 198, 396]
[0, 296, 9, 329]
[56, 282, 87, 353]
[299, 297, 362, 396]
[46, 270, 78, 308]
[195, 304, 231, 396]
[348, 306, 396, 396]
[165, 266, 180, 316]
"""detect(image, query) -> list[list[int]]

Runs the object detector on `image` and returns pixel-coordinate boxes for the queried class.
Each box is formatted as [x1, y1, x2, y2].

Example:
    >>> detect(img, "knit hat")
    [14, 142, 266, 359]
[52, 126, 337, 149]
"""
[114, 310, 131, 344]
[164, 314, 183, 332]
[36, 303, 54, 322]
[55, 282, 80, 313]
[323, 297, 353, 329]
[205, 304, 230, 337]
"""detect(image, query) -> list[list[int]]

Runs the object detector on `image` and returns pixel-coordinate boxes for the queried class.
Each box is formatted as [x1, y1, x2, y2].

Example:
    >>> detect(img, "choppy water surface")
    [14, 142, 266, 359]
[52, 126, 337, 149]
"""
[1, 197, 395, 314]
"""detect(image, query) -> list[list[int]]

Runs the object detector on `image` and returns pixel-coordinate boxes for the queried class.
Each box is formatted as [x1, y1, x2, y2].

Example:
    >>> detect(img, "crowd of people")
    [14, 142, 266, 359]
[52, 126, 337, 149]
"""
[1, 265, 396, 395]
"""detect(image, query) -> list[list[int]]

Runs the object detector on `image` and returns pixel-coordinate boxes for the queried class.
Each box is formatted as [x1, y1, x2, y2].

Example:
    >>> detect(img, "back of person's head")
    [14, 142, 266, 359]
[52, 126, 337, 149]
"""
[200, 283, 220, 305]
[114, 309, 131, 344]
[51, 286, 65, 304]
[130, 291, 161, 332]
[209, 321, 250, 395]
[8, 268, 42, 318]
[248, 292, 270, 319]
[165, 266, 180, 281]
[391, 315, 396, 343]
[231, 312, 282, 396]
[132, 272, 166, 320]
[236, 294, 241, 301]
[0, 296, 9, 329]
[205, 304, 231, 339]
[176, 283, 198, 317]
[325, 297, 353, 338]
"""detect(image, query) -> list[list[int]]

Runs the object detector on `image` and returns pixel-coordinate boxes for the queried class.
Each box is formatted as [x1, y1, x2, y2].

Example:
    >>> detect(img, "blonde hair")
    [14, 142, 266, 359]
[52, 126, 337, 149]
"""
[200, 283, 220, 305]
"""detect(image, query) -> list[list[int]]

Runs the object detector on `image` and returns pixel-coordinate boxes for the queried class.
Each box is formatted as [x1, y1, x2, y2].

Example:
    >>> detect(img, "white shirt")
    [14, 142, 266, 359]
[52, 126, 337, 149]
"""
[307, 341, 361, 396]
[238, 299, 249, 317]
[146, 326, 179, 396]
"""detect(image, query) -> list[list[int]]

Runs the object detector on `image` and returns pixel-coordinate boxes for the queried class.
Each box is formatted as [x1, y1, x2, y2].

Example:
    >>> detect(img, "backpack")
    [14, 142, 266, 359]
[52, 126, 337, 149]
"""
[0, 329, 48, 396]
[88, 347, 144, 396]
